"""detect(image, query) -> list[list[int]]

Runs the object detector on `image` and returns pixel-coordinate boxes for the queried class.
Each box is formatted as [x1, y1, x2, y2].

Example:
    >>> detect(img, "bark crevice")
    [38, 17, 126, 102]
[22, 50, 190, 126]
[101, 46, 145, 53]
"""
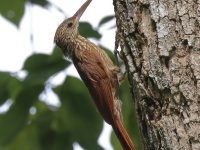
[113, 0, 200, 149]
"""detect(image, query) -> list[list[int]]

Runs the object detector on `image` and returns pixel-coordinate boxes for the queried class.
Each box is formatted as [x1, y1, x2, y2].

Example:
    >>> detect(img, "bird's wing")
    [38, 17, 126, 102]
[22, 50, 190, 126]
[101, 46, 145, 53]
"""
[72, 49, 115, 125]
[72, 49, 136, 150]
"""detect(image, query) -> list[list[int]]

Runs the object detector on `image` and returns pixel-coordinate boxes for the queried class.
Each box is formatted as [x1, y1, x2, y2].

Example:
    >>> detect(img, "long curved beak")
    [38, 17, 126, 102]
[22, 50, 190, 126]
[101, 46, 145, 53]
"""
[73, 0, 92, 22]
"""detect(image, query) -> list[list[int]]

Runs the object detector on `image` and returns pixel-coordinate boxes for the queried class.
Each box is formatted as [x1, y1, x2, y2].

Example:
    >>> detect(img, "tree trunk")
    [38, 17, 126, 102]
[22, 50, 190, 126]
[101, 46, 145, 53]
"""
[113, 0, 200, 149]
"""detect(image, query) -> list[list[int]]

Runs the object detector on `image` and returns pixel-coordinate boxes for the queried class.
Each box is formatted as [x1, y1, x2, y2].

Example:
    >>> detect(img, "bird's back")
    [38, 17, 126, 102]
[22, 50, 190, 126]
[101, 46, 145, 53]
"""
[72, 44, 116, 125]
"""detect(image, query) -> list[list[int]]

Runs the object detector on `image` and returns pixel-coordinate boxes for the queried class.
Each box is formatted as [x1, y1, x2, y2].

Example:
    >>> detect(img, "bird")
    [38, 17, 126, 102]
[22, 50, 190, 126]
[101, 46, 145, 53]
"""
[54, 0, 136, 149]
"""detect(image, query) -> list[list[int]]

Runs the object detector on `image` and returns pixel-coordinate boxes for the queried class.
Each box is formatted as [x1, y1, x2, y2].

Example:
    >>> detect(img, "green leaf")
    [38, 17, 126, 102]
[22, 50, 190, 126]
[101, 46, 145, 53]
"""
[49, 46, 65, 62]
[0, 72, 11, 105]
[79, 22, 101, 39]
[53, 76, 104, 150]
[0, 0, 25, 26]
[0, 107, 74, 150]
[0, 72, 21, 105]
[98, 15, 115, 28]
[23, 48, 70, 83]
[0, 83, 44, 145]
[28, 0, 49, 7]
[28, 102, 74, 150]
[0, 122, 41, 150]
[111, 131, 123, 150]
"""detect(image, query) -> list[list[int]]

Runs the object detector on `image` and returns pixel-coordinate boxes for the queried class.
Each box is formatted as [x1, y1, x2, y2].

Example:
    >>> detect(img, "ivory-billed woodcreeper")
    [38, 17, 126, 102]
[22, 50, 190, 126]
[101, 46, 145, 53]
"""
[54, 0, 136, 149]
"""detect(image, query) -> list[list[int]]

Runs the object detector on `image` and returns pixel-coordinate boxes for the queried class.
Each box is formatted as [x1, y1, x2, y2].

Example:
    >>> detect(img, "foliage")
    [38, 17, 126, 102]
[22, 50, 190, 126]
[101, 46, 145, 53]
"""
[98, 15, 115, 28]
[0, 1, 141, 150]
[0, 0, 25, 26]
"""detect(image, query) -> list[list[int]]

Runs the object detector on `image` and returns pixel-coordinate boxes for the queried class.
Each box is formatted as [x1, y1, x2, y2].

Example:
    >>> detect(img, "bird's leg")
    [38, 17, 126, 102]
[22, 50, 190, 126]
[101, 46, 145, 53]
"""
[114, 30, 125, 66]
[114, 30, 127, 85]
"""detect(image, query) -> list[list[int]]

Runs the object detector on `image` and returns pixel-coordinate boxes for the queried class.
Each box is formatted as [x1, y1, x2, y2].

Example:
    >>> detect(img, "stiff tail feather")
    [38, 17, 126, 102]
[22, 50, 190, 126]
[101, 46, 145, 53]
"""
[112, 119, 136, 150]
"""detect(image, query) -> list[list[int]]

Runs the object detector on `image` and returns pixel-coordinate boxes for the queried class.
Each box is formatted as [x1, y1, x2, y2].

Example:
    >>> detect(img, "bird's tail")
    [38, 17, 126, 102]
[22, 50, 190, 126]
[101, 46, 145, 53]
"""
[112, 119, 136, 150]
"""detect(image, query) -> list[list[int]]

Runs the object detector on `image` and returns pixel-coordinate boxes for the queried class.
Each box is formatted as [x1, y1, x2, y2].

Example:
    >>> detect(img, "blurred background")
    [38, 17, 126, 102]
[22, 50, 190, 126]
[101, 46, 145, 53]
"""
[0, 0, 141, 150]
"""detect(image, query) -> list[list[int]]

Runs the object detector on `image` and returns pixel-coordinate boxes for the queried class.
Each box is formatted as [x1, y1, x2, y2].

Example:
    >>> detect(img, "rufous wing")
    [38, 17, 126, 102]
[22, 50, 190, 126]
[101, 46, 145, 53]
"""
[72, 49, 115, 125]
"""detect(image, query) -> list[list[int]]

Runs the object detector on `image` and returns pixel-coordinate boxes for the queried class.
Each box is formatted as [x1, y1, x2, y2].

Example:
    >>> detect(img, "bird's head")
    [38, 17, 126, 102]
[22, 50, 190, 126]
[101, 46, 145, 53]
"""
[54, 0, 91, 48]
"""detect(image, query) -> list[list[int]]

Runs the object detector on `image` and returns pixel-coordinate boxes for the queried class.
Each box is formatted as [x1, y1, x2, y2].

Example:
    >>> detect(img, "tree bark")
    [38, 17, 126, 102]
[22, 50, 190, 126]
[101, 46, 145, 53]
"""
[113, 0, 200, 149]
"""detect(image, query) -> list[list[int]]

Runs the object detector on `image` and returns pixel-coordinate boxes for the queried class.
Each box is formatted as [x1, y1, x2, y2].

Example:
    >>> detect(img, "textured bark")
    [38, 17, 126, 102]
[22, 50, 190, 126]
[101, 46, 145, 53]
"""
[113, 0, 200, 150]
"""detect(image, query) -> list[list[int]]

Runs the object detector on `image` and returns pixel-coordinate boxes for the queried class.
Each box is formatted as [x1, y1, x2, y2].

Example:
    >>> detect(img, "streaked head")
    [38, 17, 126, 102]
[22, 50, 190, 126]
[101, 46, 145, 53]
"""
[54, 0, 92, 49]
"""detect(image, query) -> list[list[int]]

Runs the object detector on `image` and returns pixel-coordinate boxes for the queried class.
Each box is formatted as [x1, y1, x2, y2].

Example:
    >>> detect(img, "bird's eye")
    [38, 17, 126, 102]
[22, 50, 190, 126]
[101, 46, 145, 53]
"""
[67, 22, 73, 28]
